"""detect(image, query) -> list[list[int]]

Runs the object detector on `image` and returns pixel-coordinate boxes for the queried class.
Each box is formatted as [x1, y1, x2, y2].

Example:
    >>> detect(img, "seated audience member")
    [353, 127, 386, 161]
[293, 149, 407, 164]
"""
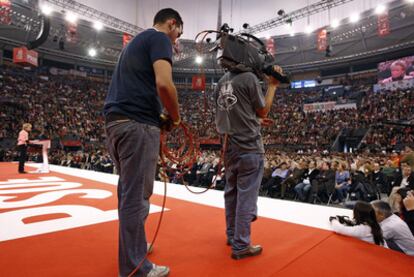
[280, 161, 307, 199]
[371, 200, 414, 255]
[309, 161, 335, 203]
[334, 163, 351, 203]
[389, 163, 414, 212]
[263, 162, 289, 197]
[330, 201, 386, 247]
[294, 160, 319, 202]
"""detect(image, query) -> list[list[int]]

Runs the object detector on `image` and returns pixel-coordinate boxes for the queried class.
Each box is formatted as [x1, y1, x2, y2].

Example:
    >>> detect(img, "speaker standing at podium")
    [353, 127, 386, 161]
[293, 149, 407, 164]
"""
[17, 123, 32, 173]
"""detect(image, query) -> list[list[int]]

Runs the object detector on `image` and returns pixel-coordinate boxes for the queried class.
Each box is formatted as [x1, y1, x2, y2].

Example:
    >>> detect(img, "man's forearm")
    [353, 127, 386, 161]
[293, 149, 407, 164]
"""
[262, 84, 277, 117]
[158, 84, 180, 122]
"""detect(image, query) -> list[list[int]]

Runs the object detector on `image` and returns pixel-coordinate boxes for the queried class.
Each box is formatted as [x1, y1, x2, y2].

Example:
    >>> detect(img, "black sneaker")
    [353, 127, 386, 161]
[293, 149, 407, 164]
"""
[231, 245, 263, 260]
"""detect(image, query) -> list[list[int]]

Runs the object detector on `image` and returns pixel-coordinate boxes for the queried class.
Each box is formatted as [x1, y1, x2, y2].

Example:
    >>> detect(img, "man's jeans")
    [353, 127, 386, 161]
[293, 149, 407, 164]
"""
[224, 143, 264, 252]
[105, 120, 160, 277]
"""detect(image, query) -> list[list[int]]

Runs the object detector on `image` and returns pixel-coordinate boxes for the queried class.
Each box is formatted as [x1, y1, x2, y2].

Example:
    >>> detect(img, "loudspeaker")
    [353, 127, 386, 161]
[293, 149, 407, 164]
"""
[27, 15, 50, 50]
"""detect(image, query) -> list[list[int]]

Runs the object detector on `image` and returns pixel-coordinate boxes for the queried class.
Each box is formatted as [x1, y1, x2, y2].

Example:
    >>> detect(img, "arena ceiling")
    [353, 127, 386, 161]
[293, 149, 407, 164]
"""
[0, 0, 413, 73]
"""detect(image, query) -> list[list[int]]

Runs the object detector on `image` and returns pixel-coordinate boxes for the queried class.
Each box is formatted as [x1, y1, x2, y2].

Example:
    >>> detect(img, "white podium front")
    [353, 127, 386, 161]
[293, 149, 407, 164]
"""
[29, 140, 51, 173]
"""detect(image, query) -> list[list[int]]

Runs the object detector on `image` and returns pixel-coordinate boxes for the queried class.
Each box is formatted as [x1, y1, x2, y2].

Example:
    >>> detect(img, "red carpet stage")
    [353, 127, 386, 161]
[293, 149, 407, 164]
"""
[0, 162, 412, 276]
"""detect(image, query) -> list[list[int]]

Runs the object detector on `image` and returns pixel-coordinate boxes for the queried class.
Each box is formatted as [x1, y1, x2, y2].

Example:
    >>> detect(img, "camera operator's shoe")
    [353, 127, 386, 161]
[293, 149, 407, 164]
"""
[146, 264, 169, 277]
[231, 245, 263, 260]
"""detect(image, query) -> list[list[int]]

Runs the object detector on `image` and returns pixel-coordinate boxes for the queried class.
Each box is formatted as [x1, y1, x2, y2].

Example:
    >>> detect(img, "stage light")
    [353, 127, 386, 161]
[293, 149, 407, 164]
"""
[195, 56, 203, 64]
[65, 12, 78, 24]
[331, 19, 339, 29]
[375, 4, 386, 15]
[93, 21, 103, 31]
[290, 31, 295, 37]
[88, 48, 97, 57]
[40, 5, 53, 16]
[350, 13, 360, 23]
[305, 25, 312, 34]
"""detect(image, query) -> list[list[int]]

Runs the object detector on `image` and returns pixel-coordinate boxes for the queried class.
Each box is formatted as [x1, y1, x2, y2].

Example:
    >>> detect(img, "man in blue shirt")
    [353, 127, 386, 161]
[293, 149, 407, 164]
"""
[104, 8, 182, 277]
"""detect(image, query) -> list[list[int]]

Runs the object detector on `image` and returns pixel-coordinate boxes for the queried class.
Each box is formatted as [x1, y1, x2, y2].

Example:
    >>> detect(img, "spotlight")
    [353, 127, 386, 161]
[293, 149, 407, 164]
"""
[195, 56, 203, 64]
[375, 4, 386, 15]
[277, 9, 285, 16]
[93, 21, 103, 31]
[242, 23, 249, 29]
[88, 48, 97, 57]
[65, 12, 78, 24]
[305, 25, 312, 34]
[40, 5, 53, 16]
[331, 19, 339, 29]
[350, 13, 360, 23]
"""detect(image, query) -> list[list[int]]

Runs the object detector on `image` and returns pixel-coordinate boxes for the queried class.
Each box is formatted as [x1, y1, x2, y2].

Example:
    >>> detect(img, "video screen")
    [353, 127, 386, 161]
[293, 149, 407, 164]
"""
[291, 80, 316, 89]
[377, 56, 414, 84]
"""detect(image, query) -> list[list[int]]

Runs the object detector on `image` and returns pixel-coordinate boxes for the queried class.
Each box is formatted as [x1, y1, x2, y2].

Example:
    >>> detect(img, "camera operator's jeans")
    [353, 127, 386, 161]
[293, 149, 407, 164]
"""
[224, 143, 264, 252]
[105, 120, 160, 277]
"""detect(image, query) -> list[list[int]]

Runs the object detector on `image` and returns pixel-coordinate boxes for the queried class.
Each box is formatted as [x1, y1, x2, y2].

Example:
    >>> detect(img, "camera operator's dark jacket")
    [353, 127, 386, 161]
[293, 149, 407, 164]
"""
[394, 172, 414, 190]
[405, 210, 414, 236]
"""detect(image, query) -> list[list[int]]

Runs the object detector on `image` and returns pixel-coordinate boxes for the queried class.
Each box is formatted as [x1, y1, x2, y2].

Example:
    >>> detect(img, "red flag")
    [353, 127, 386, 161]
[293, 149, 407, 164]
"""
[192, 75, 205, 91]
[377, 12, 390, 37]
[266, 38, 275, 55]
[13, 47, 38, 67]
[317, 29, 327, 51]
[123, 33, 133, 48]
[0, 0, 11, 25]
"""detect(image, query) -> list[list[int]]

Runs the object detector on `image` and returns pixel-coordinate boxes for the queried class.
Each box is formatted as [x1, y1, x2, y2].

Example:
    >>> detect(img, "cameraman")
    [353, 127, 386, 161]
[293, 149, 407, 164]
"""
[371, 200, 414, 255]
[330, 201, 385, 247]
[215, 65, 281, 260]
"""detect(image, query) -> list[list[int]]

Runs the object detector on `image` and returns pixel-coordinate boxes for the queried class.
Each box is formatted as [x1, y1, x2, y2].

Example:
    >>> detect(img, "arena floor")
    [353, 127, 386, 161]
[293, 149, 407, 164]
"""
[0, 162, 412, 276]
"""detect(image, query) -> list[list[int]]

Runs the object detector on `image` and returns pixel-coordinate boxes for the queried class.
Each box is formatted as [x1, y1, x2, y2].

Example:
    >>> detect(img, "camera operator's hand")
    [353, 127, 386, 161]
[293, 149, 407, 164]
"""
[329, 216, 338, 222]
[403, 190, 414, 211]
[264, 66, 281, 86]
[160, 113, 181, 132]
[259, 117, 274, 127]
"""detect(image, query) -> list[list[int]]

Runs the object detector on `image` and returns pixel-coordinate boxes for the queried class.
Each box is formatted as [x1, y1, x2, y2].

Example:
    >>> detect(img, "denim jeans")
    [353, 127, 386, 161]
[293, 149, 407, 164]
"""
[105, 120, 160, 277]
[294, 182, 311, 201]
[224, 143, 264, 252]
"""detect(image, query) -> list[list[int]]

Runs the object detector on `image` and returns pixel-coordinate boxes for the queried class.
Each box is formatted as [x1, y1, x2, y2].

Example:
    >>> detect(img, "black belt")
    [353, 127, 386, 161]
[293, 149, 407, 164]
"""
[105, 113, 130, 124]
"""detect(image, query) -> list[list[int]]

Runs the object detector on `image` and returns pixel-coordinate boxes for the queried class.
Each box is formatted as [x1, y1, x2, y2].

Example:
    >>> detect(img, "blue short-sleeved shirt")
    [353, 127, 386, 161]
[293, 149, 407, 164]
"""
[104, 28, 173, 126]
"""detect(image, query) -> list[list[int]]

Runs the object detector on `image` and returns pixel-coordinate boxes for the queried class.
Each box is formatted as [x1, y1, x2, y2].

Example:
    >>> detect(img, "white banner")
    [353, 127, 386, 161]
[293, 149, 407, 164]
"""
[303, 101, 356, 113]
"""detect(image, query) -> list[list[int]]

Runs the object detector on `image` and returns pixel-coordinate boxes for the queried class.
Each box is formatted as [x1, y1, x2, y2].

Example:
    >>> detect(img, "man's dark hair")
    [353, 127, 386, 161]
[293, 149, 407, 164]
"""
[153, 8, 183, 27]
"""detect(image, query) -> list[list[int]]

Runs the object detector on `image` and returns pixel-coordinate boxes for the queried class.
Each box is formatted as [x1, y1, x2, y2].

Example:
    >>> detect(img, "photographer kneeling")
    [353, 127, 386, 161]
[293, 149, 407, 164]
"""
[329, 201, 386, 247]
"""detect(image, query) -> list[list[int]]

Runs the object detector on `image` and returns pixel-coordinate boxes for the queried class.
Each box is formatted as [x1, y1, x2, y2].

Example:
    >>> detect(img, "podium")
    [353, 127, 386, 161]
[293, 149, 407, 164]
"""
[29, 140, 51, 173]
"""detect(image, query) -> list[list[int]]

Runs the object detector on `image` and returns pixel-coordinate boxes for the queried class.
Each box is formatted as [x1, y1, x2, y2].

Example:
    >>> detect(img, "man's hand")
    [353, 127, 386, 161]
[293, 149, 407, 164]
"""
[160, 113, 180, 132]
[403, 190, 414, 211]
[260, 117, 274, 127]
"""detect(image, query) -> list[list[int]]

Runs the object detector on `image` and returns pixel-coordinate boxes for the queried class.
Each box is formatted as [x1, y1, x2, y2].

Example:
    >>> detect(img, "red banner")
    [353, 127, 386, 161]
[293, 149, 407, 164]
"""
[199, 137, 220, 145]
[266, 38, 275, 56]
[13, 47, 38, 67]
[192, 75, 206, 91]
[317, 29, 328, 51]
[123, 33, 133, 48]
[377, 12, 390, 37]
[0, 0, 11, 25]
[62, 140, 82, 147]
